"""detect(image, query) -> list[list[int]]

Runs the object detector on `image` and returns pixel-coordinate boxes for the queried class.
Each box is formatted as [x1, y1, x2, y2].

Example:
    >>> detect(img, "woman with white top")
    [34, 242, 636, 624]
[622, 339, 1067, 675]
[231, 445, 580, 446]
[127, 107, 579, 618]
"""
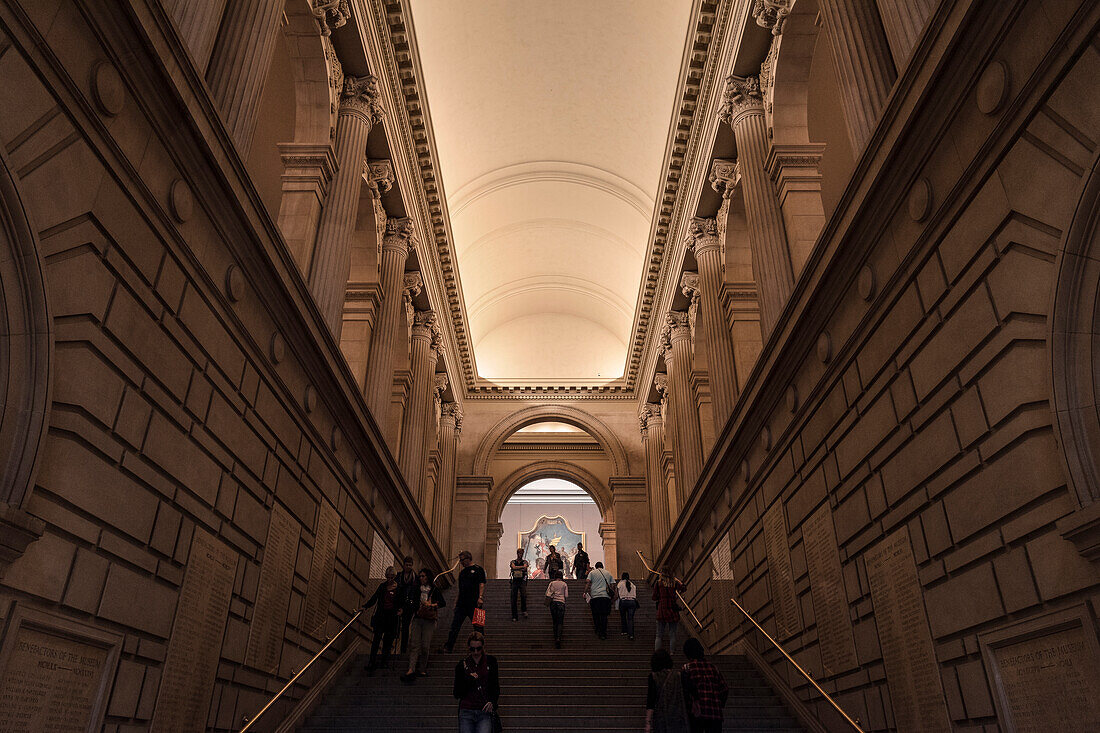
[616, 572, 639, 640]
[545, 568, 569, 648]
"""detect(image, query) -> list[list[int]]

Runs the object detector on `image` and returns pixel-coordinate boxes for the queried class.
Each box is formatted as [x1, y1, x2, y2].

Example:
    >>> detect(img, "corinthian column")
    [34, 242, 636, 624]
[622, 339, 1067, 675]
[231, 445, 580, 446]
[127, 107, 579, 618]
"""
[875, 0, 935, 69]
[719, 75, 795, 338]
[205, 0, 284, 155]
[398, 310, 436, 502]
[434, 402, 462, 554]
[419, 369, 446, 521]
[308, 76, 385, 335]
[364, 221, 415, 423]
[640, 403, 670, 552]
[816, 0, 897, 151]
[686, 217, 740, 432]
[663, 313, 705, 503]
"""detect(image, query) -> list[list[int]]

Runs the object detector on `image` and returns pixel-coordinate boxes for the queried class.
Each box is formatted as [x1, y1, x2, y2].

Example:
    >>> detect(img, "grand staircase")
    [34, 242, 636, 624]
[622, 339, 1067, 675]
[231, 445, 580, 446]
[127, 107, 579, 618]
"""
[299, 579, 808, 732]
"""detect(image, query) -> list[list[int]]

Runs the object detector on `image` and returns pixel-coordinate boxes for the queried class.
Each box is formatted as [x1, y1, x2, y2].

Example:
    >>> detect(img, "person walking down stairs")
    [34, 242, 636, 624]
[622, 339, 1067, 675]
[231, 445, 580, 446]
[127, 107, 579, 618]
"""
[617, 572, 638, 640]
[545, 569, 568, 648]
[509, 548, 529, 621]
[586, 561, 615, 640]
[400, 568, 445, 684]
[453, 631, 500, 733]
[361, 566, 401, 674]
[681, 638, 729, 733]
[444, 550, 486, 653]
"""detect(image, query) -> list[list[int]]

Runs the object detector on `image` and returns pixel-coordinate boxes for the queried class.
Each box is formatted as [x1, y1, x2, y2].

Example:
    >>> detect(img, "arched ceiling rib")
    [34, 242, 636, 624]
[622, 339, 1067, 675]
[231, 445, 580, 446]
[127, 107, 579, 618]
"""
[409, 0, 693, 383]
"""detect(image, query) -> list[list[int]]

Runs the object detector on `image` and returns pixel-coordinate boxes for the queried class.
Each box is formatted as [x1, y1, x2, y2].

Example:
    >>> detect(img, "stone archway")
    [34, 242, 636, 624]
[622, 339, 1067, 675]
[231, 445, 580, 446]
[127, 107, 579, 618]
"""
[472, 404, 630, 476]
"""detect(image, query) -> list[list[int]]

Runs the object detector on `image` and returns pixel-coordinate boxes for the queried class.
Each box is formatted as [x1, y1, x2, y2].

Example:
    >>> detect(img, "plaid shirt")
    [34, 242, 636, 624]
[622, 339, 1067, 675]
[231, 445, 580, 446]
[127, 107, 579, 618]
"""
[682, 660, 728, 721]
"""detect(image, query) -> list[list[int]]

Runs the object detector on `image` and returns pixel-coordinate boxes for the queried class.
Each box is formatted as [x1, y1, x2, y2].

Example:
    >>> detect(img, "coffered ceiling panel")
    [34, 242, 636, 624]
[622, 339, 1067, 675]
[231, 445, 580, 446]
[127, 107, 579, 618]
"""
[409, 0, 692, 382]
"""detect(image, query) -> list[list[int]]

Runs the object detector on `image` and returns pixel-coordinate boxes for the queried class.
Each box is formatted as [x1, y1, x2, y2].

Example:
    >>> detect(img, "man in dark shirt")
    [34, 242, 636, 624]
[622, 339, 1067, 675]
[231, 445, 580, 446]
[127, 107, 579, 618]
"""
[509, 548, 529, 621]
[681, 638, 728, 732]
[444, 550, 486, 653]
[573, 543, 591, 580]
[395, 555, 418, 653]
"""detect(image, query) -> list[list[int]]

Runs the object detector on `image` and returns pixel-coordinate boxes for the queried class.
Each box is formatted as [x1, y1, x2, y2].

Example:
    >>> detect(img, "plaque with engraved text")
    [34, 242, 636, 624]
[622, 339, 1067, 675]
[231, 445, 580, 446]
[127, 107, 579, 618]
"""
[865, 527, 951, 732]
[151, 529, 237, 733]
[762, 503, 800, 639]
[981, 608, 1100, 732]
[301, 499, 341, 637]
[245, 502, 300, 672]
[803, 504, 857, 675]
[708, 532, 738, 642]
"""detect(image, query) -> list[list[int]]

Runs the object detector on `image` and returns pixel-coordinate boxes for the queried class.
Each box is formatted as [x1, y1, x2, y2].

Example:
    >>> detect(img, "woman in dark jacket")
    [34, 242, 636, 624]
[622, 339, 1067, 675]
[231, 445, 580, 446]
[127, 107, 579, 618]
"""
[453, 630, 500, 733]
[361, 565, 401, 673]
[401, 567, 446, 683]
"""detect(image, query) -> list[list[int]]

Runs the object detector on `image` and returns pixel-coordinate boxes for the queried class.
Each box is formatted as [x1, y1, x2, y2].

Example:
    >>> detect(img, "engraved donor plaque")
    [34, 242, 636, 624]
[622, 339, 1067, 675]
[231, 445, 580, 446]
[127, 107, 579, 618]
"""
[245, 502, 300, 672]
[0, 606, 121, 732]
[708, 532, 738, 640]
[301, 499, 341, 637]
[762, 502, 800, 639]
[802, 504, 857, 675]
[865, 526, 951, 732]
[980, 606, 1100, 732]
[151, 529, 237, 733]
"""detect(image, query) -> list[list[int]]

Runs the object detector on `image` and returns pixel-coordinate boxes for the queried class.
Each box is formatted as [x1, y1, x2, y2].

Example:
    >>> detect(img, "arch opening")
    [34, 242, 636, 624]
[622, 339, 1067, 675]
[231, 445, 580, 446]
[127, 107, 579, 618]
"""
[497, 478, 603, 580]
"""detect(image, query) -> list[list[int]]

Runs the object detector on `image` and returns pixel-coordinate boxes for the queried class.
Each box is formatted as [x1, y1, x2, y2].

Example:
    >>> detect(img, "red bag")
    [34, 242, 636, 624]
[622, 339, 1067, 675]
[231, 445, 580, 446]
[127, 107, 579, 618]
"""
[472, 607, 486, 630]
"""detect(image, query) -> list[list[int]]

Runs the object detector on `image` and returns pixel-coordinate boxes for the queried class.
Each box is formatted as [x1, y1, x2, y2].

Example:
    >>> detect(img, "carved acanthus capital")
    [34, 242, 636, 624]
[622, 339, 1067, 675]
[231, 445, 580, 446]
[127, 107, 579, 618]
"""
[752, 0, 790, 35]
[312, 0, 350, 36]
[402, 271, 423, 300]
[430, 323, 446, 360]
[680, 271, 700, 301]
[433, 372, 449, 393]
[666, 310, 692, 341]
[718, 75, 763, 125]
[441, 402, 464, 434]
[709, 159, 740, 196]
[639, 402, 663, 435]
[411, 309, 436, 339]
[364, 159, 394, 195]
[383, 217, 416, 256]
[685, 217, 721, 258]
[654, 372, 669, 396]
[341, 74, 385, 125]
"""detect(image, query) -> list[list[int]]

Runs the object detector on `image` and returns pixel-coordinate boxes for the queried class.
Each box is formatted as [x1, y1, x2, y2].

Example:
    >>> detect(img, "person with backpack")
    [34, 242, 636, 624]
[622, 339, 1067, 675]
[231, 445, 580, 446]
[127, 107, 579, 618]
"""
[616, 571, 639, 640]
[681, 638, 729, 732]
[654, 569, 686, 652]
[509, 547, 529, 621]
[585, 561, 616, 640]
[645, 648, 689, 733]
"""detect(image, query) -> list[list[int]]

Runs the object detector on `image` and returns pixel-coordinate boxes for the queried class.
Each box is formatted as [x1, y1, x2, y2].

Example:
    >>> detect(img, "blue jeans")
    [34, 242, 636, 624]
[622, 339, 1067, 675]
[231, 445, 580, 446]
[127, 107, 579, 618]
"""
[655, 619, 678, 651]
[458, 708, 492, 733]
[618, 598, 638, 636]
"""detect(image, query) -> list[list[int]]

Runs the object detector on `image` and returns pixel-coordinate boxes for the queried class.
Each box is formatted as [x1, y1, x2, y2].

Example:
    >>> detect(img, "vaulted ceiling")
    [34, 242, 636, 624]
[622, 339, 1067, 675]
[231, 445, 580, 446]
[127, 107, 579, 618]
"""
[409, 0, 693, 383]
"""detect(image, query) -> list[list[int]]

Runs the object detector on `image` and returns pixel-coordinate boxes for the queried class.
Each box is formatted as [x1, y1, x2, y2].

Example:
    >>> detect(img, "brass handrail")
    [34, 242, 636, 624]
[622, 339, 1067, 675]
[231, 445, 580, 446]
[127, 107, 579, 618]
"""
[239, 609, 363, 733]
[635, 551, 704, 631]
[729, 595, 865, 733]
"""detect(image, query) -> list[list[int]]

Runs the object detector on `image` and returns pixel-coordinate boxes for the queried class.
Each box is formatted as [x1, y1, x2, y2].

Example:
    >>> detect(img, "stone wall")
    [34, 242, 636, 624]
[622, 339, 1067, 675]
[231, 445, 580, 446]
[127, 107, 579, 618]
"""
[0, 2, 443, 731]
[661, 1, 1100, 730]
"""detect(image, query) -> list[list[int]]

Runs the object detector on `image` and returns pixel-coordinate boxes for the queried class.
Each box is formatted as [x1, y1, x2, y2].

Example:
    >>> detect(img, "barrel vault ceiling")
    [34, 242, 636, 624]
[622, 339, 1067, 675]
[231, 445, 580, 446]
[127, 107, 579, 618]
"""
[407, 1, 693, 385]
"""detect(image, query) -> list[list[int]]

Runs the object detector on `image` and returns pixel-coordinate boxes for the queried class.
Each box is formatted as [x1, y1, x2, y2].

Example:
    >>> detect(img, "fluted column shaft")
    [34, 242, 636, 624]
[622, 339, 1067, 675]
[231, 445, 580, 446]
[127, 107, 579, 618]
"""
[418, 372, 446, 521]
[205, 0, 284, 156]
[817, 0, 897, 151]
[641, 405, 670, 552]
[434, 404, 461, 554]
[162, 0, 227, 71]
[721, 77, 795, 337]
[364, 222, 414, 421]
[875, 0, 935, 69]
[398, 312, 436, 502]
[687, 218, 740, 431]
[663, 313, 705, 504]
[308, 78, 383, 335]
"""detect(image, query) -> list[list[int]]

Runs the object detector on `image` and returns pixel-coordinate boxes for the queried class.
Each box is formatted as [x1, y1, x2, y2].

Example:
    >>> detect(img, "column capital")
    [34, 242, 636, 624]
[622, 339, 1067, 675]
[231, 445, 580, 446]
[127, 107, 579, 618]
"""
[680, 271, 700, 300]
[364, 158, 394, 195]
[752, 0, 790, 36]
[433, 372, 448, 395]
[402, 271, 423, 299]
[639, 402, 663, 434]
[430, 327, 446, 360]
[709, 158, 740, 196]
[666, 310, 692, 342]
[441, 402, 464, 433]
[312, 0, 351, 36]
[411, 308, 436, 339]
[383, 217, 417, 256]
[718, 74, 764, 125]
[685, 217, 721, 258]
[340, 74, 385, 125]
[654, 372, 669, 395]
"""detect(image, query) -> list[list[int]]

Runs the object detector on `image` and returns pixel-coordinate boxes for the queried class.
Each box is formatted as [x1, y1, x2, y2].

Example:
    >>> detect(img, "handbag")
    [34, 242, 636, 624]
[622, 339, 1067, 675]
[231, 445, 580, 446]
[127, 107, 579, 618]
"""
[415, 603, 438, 620]
[472, 607, 486, 630]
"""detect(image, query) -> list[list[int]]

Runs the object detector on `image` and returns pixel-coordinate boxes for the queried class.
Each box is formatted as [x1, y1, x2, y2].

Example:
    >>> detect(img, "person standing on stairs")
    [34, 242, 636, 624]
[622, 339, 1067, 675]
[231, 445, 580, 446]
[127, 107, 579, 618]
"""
[545, 568, 569, 648]
[617, 572, 638, 640]
[401, 567, 446, 683]
[645, 648, 690, 733]
[361, 565, 401, 674]
[573, 543, 590, 580]
[586, 561, 615, 640]
[681, 638, 728, 733]
[444, 550, 486, 653]
[654, 569, 686, 652]
[454, 630, 500, 733]
[396, 555, 418, 655]
[509, 548, 529, 621]
[544, 545, 564, 579]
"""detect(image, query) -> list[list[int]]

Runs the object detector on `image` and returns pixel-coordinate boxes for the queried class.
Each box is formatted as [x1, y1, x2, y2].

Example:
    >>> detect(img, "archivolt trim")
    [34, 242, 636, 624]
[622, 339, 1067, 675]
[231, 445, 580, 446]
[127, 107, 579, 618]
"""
[488, 461, 614, 525]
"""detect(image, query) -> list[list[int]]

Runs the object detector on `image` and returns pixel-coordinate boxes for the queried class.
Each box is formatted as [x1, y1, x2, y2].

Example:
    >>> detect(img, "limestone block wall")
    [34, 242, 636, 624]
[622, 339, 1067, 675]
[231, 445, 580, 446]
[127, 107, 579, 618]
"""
[661, 1, 1100, 731]
[0, 2, 443, 731]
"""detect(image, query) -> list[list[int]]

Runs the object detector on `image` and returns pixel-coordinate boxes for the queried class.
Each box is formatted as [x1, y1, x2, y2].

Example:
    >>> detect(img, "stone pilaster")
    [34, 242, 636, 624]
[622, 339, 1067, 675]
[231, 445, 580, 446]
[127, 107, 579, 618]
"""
[599, 522, 618, 577]
[686, 217, 740, 433]
[277, 143, 336, 276]
[434, 403, 462, 555]
[874, 0, 936, 69]
[817, 0, 897, 151]
[363, 220, 415, 423]
[719, 75, 795, 338]
[161, 0, 228, 71]
[662, 312, 705, 506]
[398, 309, 436, 503]
[418, 368, 446, 520]
[766, 143, 827, 276]
[640, 404, 670, 553]
[205, 0, 285, 156]
[308, 76, 385, 335]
